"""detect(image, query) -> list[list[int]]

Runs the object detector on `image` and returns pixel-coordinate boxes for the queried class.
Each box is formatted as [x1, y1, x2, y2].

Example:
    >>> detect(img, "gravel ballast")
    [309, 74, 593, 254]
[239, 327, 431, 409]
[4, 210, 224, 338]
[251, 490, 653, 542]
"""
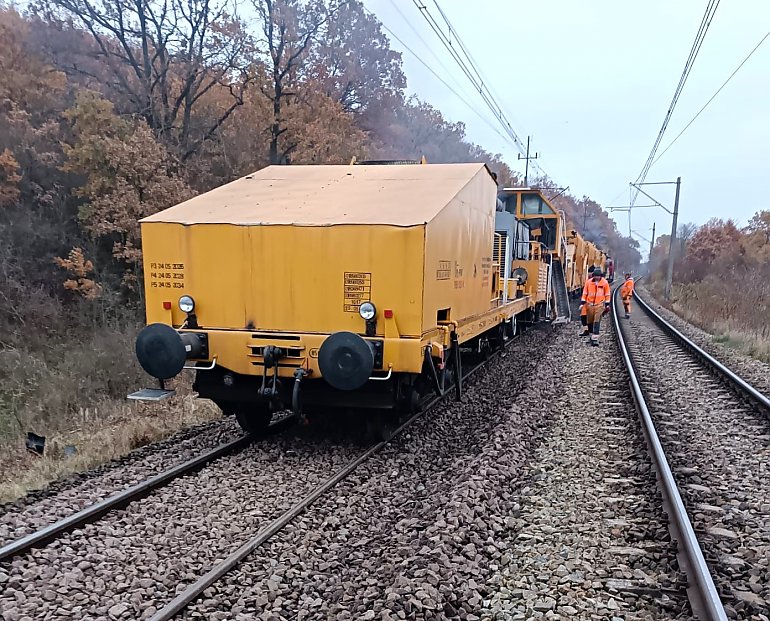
[174, 321, 688, 621]
[2, 308, 725, 620]
[0, 417, 243, 546]
[621, 303, 770, 619]
[0, 434, 362, 620]
[635, 285, 770, 396]
[482, 320, 690, 620]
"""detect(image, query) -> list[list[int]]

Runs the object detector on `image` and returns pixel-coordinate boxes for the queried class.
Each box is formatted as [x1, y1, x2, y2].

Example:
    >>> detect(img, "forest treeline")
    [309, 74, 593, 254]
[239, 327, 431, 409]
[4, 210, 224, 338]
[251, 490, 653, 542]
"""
[649, 213, 770, 359]
[0, 0, 640, 446]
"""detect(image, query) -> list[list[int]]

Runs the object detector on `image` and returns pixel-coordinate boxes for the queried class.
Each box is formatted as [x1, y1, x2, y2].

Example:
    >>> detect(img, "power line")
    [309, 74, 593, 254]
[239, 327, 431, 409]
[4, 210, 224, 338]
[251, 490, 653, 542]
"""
[652, 29, 770, 167]
[365, 7, 514, 146]
[427, 0, 531, 140]
[608, 22, 767, 229]
[385, 0, 470, 97]
[409, 0, 550, 180]
[632, 0, 720, 199]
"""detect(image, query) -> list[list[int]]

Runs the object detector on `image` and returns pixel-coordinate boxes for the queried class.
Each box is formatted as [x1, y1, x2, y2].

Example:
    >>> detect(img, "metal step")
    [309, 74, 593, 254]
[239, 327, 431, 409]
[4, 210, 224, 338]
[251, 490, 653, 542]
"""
[128, 388, 176, 402]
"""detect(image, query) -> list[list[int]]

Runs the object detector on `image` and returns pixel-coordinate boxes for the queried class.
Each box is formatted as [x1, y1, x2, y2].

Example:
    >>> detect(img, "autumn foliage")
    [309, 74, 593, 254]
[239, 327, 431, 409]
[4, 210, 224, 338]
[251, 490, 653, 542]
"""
[0, 0, 641, 445]
[0, 148, 21, 207]
[649, 214, 770, 359]
[54, 247, 102, 299]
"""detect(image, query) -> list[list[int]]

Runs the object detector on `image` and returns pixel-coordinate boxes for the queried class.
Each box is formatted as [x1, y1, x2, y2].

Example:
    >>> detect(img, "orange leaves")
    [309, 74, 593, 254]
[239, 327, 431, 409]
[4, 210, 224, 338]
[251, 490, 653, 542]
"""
[0, 148, 21, 208]
[54, 247, 102, 299]
[0, 7, 66, 119]
[684, 218, 743, 278]
[63, 91, 193, 289]
[283, 88, 367, 164]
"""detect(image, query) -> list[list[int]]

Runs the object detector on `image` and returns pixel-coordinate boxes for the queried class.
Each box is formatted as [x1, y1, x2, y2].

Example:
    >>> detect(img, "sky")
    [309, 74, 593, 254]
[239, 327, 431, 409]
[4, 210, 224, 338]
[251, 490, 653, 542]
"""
[364, 0, 770, 258]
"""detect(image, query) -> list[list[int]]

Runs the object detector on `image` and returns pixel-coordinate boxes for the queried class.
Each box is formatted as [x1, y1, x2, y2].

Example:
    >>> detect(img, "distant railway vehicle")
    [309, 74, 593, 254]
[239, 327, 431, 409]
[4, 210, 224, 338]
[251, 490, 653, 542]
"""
[565, 229, 608, 297]
[130, 162, 608, 434]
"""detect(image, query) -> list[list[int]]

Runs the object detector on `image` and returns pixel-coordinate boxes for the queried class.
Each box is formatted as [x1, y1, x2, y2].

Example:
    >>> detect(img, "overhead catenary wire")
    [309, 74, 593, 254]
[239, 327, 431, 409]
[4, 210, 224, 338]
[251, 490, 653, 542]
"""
[427, 0, 530, 140]
[385, 0, 470, 97]
[409, 0, 551, 180]
[611, 10, 764, 252]
[411, 2, 522, 144]
[631, 0, 721, 202]
[652, 29, 770, 167]
[364, 5, 514, 146]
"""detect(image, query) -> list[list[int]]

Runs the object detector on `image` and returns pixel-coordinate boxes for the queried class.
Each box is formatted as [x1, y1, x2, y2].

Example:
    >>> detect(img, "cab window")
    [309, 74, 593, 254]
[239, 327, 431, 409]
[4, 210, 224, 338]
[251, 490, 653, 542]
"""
[521, 194, 555, 216]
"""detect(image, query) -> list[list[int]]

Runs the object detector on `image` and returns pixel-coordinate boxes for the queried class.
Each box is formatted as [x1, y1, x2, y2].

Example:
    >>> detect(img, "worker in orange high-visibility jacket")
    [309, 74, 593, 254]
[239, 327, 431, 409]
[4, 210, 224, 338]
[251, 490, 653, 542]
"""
[579, 265, 596, 337]
[620, 272, 635, 319]
[580, 267, 611, 346]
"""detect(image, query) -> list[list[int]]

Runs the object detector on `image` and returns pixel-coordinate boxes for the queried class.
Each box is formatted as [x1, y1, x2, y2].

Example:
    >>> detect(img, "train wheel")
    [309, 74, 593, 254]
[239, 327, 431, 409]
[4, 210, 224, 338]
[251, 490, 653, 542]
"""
[234, 403, 273, 437]
[366, 411, 399, 443]
[508, 316, 518, 338]
[397, 376, 423, 414]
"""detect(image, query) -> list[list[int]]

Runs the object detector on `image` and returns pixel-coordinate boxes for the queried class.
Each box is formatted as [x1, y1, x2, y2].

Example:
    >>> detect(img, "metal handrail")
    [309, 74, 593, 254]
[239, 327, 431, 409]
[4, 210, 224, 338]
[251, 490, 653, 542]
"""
[183, 357, 217, 371]
[612, 287, 727, 621]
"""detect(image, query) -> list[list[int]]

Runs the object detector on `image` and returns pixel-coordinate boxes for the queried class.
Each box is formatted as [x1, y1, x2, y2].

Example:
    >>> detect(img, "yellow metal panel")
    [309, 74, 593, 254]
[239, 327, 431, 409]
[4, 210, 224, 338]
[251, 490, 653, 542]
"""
[142, 223, 248, 328]
[143, 223, 426, 338]
[422, 166, 499, 337]
[187, 329, 427, 377]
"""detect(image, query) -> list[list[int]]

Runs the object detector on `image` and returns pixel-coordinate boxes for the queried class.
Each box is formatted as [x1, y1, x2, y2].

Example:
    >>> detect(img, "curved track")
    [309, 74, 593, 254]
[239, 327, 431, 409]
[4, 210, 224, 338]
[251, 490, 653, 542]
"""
[615, 287, 770, 620]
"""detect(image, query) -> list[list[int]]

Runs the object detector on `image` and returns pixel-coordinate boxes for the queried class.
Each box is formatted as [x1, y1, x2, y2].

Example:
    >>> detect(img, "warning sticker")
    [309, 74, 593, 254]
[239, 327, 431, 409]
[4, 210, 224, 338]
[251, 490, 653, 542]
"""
[343, 272, 371, 313]
[436, 260, 451, 280]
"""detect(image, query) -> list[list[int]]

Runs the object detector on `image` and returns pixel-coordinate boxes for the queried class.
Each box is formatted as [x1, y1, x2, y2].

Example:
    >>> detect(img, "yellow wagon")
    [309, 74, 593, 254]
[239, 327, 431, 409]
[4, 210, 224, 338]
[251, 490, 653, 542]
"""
[132, 163, 532, 432]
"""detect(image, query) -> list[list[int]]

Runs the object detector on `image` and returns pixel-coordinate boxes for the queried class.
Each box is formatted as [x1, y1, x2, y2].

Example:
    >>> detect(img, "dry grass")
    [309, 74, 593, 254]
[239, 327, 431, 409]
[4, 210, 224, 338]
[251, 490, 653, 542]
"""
[0, 388, 221, 503]
[0, 318, 224, 503]
[647, 278, 770, 363]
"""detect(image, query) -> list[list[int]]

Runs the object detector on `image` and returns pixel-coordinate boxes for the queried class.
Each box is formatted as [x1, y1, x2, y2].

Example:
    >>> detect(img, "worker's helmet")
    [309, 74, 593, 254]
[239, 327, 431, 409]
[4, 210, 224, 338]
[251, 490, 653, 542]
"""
[588, 265, 595, 274]
[592, 268, 603, 278]
[624, 272, 632, 278]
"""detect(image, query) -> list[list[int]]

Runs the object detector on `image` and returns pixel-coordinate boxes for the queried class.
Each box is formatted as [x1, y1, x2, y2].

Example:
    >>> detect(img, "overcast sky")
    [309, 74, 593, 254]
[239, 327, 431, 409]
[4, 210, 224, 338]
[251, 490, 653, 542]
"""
[365, 0, 770, 257]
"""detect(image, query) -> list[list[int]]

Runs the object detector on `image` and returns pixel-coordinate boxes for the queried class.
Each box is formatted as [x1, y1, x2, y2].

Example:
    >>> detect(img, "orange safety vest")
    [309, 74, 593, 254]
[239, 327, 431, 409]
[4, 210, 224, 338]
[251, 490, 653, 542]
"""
[582, 277, 611, 306]
[580, 275, 593, 315]
[620, 278, 635, 299]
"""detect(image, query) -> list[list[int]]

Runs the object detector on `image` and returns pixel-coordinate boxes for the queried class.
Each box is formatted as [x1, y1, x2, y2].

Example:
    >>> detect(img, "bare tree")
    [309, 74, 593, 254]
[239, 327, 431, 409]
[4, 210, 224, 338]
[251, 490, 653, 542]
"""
[252, 0, 333, 164]
[37, 0, 254, 159]
[308, 0, 404, 114]
[678, 222, 697, 255]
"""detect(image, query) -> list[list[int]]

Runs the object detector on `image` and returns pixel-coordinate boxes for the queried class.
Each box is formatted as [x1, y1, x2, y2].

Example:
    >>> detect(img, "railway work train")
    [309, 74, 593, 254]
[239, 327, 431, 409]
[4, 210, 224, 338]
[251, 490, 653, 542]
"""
[130, 162, 607, 434]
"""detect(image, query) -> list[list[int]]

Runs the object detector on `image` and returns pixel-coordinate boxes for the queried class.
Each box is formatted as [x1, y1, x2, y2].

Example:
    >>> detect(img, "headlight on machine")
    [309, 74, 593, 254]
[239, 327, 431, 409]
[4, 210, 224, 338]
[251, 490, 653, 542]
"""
[179, 295, 195, 313]
[359, 301, 376, 321]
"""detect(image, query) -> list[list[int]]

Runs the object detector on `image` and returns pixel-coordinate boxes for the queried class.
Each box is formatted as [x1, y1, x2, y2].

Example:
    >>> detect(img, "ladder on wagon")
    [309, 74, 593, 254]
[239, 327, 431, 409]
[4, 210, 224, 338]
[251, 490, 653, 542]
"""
[550, 260, 571, 324]
[551, 213, 572, 324]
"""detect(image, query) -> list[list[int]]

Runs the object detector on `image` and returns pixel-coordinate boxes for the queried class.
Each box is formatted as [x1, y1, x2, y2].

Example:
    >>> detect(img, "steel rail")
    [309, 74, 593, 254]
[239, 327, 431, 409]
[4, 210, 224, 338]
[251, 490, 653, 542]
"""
[613, 287, 727, 621]
[0, 435, 252, 562]
[633, 290, 770, 413]
[147, 334, 516, 621]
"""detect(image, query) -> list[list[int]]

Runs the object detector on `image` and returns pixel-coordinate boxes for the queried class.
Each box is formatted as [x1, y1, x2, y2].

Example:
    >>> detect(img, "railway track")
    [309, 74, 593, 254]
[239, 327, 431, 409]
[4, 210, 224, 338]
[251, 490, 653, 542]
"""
[171, 325, 560, 620]
[0, 326, 538, 620]
[484, 323, 692, 619]
[146, 338, 517, 620]
[615, 287, 770, 620]
[0, 348, 493, 567]
[0, 435, 253, 562]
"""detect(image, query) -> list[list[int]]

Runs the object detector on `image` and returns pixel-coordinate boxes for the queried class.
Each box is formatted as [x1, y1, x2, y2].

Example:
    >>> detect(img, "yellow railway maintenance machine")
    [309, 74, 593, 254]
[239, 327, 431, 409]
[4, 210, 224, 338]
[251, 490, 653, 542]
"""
[130, 163, 532, 434]
[495, 187, 572, 324]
